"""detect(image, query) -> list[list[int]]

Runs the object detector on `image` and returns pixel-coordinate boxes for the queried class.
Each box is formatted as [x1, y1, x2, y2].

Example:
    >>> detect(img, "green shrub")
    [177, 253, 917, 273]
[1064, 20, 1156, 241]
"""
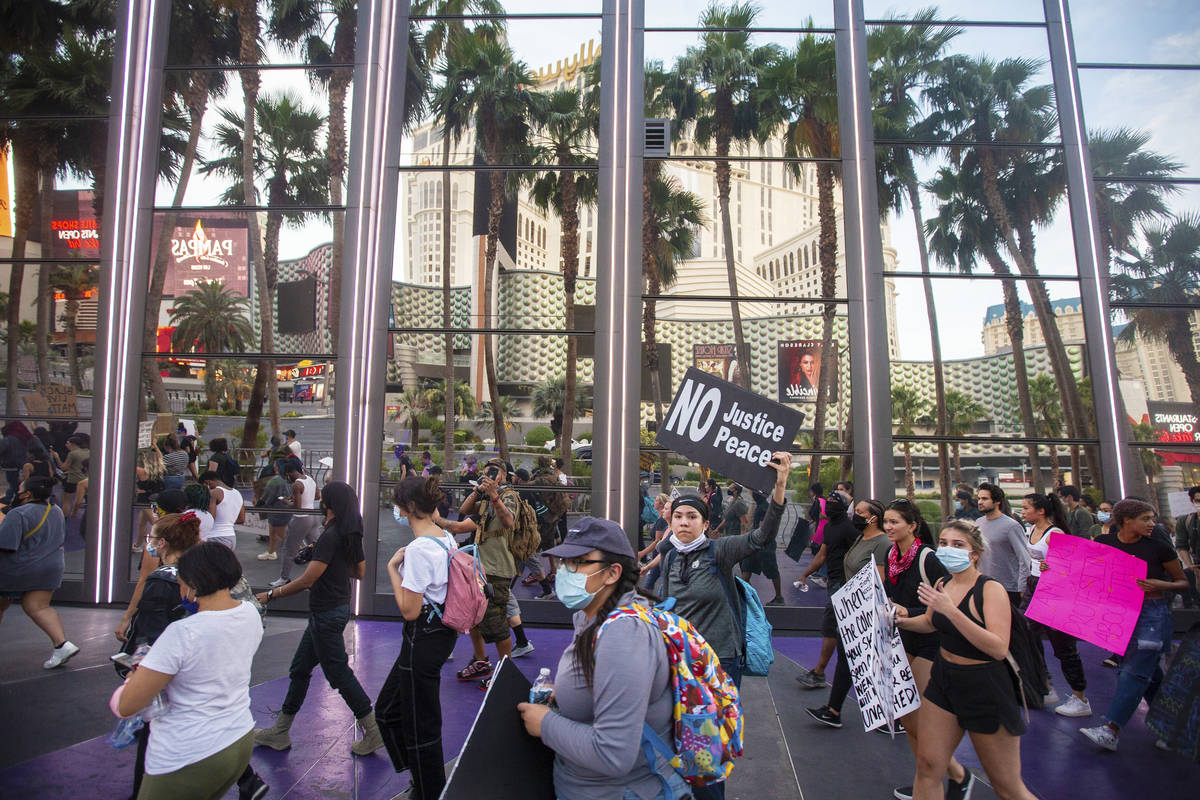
[282, 411, 303, 418]
[525, 425, 555, 447]
[226, 426, 269, 450]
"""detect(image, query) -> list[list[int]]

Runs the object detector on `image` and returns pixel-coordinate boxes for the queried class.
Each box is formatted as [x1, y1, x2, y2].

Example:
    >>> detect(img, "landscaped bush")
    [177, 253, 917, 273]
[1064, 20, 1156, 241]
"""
[525, 425, 555, 447]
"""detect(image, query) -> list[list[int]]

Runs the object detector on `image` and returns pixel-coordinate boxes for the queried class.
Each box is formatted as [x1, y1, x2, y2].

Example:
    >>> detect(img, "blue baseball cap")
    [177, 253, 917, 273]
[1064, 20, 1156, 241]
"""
[544, 516, 635, 559]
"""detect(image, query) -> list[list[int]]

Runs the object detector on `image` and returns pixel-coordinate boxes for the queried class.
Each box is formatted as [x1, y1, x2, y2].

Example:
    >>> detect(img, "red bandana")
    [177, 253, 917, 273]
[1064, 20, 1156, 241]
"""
[887, 540, 921, 584]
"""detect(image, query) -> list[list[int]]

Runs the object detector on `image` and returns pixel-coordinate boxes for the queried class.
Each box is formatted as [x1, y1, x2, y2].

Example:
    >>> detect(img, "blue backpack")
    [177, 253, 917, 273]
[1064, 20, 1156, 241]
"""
[641, 495, 658, 526]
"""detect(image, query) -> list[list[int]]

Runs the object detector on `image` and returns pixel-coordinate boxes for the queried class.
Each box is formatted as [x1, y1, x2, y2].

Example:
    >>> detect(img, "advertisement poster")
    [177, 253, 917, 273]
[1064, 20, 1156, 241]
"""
[693, 343, 746, 389]
[778, 339, 834, 403]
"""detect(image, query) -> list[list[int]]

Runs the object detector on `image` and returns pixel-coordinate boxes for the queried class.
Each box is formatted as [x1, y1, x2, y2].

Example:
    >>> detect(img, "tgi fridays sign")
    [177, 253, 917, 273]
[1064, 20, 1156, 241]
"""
[656, 367, 804, 492]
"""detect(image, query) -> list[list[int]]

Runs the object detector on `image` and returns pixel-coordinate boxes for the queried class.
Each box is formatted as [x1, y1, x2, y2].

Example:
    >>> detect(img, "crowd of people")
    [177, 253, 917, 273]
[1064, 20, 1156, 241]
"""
[1, 424, 1198, 799]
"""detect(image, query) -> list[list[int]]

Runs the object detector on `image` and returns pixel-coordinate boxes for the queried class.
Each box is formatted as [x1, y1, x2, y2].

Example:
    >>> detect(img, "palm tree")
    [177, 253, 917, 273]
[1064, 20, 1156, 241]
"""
[1088, 127, 1182, 270]
[678, 2, 780, 386]
[531, 375, 591, 443]
[423, 378, 476, 426]
[528, 87, 598, 469]
[438, 34, 546, 463]
[473, 397, 519, 441]
[216, 359, 253, 410]
[48, 264, 98, 391]
[870, 11, 961, 517]
[891, 384, 927, 501]
[168, 280, 254, 409]
[757, 28, 837, 480]
[393, 386, 430, 447]
[1131, 419, 1165, 501]
[925, 164, 1045, 493]
[1113, 214, 1200, 405]
[943, 389, 986, 484]
[200, 92, 329, 449]
[1028, 373, 1064, 486]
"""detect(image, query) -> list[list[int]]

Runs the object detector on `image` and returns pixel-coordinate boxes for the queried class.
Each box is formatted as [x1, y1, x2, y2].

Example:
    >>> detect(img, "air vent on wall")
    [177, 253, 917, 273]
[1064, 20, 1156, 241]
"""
[644, 118, 670, 157]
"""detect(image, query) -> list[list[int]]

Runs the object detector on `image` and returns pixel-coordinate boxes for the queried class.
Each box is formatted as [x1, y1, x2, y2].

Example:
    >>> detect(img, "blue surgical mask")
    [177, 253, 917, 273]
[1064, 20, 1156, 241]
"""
[554, 565, 599, 610]
[953, 500, 963, 511]
[180, 596, 199, 615]
[392, 506, 408, 526]
[145, 539, 159, 558]
[936, 546, 972, 573]
[1097, 511, 1111, 523]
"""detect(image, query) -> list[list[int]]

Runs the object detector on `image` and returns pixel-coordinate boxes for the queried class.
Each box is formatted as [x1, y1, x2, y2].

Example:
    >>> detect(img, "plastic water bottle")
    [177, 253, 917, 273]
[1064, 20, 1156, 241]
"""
[108, 715, 144, 749]
[529, 668, 554, 705]
[142, 693, 170, 721]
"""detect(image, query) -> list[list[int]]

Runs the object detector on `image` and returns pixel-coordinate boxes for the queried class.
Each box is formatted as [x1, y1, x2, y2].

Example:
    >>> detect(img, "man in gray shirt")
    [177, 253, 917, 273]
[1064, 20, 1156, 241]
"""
[975, 482, 1031, 605]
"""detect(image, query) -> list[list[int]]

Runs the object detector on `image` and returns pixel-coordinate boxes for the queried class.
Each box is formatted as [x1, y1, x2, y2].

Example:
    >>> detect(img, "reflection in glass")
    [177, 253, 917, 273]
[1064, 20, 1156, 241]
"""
[1081, 69, 1200, 178]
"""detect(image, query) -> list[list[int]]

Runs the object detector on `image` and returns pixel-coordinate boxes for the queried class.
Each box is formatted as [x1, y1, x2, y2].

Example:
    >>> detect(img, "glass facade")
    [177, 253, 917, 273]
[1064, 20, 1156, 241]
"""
[4, 0, 1197, 618]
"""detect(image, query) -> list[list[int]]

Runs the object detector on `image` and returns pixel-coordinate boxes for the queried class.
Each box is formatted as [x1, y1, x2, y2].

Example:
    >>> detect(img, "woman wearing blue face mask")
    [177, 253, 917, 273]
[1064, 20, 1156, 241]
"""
[896, 520, 1037, 800]
[516, 517, 691, 800]
[1088, 500, 1115, 540]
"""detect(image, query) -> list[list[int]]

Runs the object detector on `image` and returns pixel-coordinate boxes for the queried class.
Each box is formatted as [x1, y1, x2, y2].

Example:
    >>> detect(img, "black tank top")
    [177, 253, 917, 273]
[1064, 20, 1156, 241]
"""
[931, 575, 998, 661]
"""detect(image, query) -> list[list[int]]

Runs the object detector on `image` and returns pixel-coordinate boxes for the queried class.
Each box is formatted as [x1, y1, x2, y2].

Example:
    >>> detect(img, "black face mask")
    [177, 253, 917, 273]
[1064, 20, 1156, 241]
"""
[851, 514, 869, 531]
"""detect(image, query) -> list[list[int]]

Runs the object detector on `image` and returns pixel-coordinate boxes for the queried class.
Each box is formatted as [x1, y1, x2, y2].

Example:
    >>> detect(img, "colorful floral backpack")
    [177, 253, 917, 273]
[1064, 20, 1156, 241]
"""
[597, 599, 744, 792]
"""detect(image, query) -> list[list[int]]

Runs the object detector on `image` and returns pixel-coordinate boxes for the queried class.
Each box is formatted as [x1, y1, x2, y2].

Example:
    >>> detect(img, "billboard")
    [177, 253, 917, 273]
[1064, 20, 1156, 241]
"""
[159, 217, 250, 298]
[1146, 402, 1200, 445]
[693, 343, 745, 389]
[779, 339, 836, 403]
[277, 275, 317, 334]
[0, 146, 10, 237]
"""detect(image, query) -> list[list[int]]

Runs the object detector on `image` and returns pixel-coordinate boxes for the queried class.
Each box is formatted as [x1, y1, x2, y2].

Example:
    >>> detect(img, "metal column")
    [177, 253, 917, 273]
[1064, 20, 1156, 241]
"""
[835, 0, 894, 499]
[593, 0, 645, 536]
[1044, 0, 1134, 498]
[334, 0, 412, 613]
[91, 0, 172, 603]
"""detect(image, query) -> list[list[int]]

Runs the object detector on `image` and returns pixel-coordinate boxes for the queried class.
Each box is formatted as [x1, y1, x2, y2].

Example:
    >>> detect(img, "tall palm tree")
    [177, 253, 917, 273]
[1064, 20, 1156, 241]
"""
[869, 11, 961, 516]
[925, 164, 1044, 492]
[394, 386, 429, 447]
[531, 375, 591, 443]
[1028, 373, 1064, 486]
[168, 280, 254, 409]
[678, 2, 780, 386]
[1112, 214, 1200, 405]
[201, 92, 329, 448]
[891, 384, 927, 501]
[216, 359, 253, 410]
[943, 389, 986, 484]
[758, 28, 837, 480]
[438, 34, 545, 462]
[48, 264, 98, 391]
[528, 87, 598, 469]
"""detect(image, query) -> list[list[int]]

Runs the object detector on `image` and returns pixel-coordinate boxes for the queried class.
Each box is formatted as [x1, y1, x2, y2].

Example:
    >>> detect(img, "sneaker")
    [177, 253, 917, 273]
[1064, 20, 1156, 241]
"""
[805, 705, 843, 728]
[511, 642, 535, 658]
[876, 720, 906, 735]
[1101, 655, 1121, 668]
[1043, 688, 1060, 705]
[131, 543, 143, 553]
[1155, 739, 1170, 752]
[456, 659, 493, 681]
[257, 551, 278, 561]
[43, 641, 80, 669]
[793, 579, 810, 593]
[269, 578, 288, 588]
[794, 669, 829, 689]
[810, 575, 828, 589]
[1080, 725, 1119, 752]
[521, 575, 541, 586]
[946, 771, 976, 800]
[238, 772, 269, 800]
[1054, 695, 1092, 717]
[534, 590, 556, 600]
[893, 786, 913, 800]
[478, 677, 491, 691]
[766, 597, 784, 606]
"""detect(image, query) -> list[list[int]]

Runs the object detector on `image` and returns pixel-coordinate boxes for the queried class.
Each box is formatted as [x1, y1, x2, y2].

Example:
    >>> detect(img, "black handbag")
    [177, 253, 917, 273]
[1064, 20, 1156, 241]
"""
[294, 543, 315, 565]
[785, 516, 811, 563]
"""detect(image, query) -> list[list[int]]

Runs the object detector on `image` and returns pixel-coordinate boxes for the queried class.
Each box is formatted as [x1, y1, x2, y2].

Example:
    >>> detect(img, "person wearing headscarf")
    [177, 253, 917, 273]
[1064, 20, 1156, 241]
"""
[252, 482, 382, 756]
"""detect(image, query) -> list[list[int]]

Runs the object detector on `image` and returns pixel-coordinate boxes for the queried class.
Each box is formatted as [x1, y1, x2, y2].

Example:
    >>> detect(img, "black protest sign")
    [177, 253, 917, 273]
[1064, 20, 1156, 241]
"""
[441, 657, 555, 800]
[656, 367, 804, 492]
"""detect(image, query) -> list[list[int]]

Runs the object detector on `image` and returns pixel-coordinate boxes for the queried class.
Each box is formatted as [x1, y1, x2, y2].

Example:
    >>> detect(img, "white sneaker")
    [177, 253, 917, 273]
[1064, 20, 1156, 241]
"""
[269, 578, 288, 588]
[1043, 688, 1060, 705]
[1080, 725, 1118, 752]
[43, 641, 80, 669]
[257, 551, 278, 561]
[1055, 696, 1092, 717]
[511, 642, 535, 658]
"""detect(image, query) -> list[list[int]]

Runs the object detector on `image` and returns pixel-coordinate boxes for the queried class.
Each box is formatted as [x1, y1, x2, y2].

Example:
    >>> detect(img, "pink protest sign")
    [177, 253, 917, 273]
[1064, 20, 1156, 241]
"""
[1026, 533, 1148, 654]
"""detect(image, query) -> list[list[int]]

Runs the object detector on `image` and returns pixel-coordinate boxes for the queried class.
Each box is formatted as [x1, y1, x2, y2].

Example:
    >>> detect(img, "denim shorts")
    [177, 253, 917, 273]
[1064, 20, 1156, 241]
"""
[618, 768, 692, 800]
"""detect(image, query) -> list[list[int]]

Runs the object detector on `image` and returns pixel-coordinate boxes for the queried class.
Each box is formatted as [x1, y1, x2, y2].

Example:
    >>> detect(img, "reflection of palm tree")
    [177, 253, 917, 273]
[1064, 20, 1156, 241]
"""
[1113, 215, 1200, 405]
[943, 390, 986, 484]
[473, 398, 519, 439]
[891, 385, 927, 501]
[532, 375, 591, 444]
[926, 164, 1045, 492]
[216, 360, 253, 411]
[439, 34, 545, 463]
[49, 264, 98, 391]
[1131, 419, 1165, 501]
[870, 12, 961, 516]
[395, 387, 429, 447]
[168, 281, 254, 409]
[424, 379, 476, 423]
[1029, 374, 1063, 487]
[529, 87, 597, 469]
[678, 2, 779, 387]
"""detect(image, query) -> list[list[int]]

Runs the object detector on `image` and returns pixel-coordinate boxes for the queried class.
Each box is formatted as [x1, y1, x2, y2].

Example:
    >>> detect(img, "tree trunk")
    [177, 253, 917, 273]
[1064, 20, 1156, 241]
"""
[441, 125, 456, 471]
[952, 441, 963, 484]
[908, 180, 951, 518]
[903, 442, 915, 501]
[990, 258, 1043, 494]
[808, 162, 838, 481]
[1165, 308, 1200, 407]
[559, 154, 580, 472]
[642, 161, 669, 491]
[36, 165, 54, 386]
[6, 146, 36, 413]
[65, 297, 81, 391]
[482, 144, 508, 462]
[713, 95, 751, 383]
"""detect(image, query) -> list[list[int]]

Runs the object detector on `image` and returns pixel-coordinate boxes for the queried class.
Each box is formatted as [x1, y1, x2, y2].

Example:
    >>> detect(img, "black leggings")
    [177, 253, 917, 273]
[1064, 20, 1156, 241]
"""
[828, 630, 852, 713]
[376, 608, 457, 800]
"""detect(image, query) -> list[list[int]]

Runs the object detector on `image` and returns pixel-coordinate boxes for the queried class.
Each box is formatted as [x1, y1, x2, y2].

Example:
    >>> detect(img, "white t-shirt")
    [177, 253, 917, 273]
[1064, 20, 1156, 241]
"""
[288, 440, 302, 458]
[210, 487, 243, 542]
[139, 602, 263, 775]
[401, 531, 457, 605]
[1027, 525, 1064, 578]
[193, 509, 215, 542]
[294, 474, 317, 509]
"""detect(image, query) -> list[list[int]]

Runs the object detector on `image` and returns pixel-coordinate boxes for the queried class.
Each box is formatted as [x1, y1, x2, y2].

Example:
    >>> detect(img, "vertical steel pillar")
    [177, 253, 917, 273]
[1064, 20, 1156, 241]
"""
[835, 0, 894, 499]
[593, 0, 645, 536]
[1044, 0, 1133, 498]
[92, 0, 171, 602]
[335, 0, 412, 612]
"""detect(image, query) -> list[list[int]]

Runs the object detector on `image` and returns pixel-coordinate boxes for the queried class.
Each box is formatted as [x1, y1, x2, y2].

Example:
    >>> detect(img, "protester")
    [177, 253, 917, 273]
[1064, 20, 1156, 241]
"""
[516, 517, 690, 800]
[1088, 500, 1116, 540]
[183, 483, 216, 543]
[806, 483, 829, 588]
[112, 541, 264, 800]
[133, 447, 166, 553]
[159, 435, 188, 492]
[117, 489, 189, 644]
[805, 499, 891, 727]
[834, 481, 854, 508]
[975, 483, 1031, 605]
[0, 420, 30, 504]
[897, 519, 1037, 800]
[22, 436, 55, 484]
[257, 452, 293, 562]
[1080, 498, 1188, 752]
[55, 433, 90, 517]
[1175, 486, 1200, 567]
[285, 429, 302, 459]
[715, 483, 750, 538]
[0, 476, 77, 670]
[514, 467, 554, 597]
[1020, 493, 1091, 717]
[739, 490, 784, 606]
[253, 481, 381, 755]
[704, 478, 723, 534]
[375, 478, 460, 800]
[1057, 486, 1094, 539]
[200, 470, 244, 551]
[794, 493, 857, 690]
[270, 458, 321, 588]
[882, 499, 971, 800]
[953, 490, 981, 521]
[204, 438, 240, 489]
[636, 493, 672, 593]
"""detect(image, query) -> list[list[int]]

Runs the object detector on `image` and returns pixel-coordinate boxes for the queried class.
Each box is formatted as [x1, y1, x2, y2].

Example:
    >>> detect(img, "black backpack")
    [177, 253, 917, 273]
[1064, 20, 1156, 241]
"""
[1004, 602, 1050, 711]
[212, 451, 239, 487]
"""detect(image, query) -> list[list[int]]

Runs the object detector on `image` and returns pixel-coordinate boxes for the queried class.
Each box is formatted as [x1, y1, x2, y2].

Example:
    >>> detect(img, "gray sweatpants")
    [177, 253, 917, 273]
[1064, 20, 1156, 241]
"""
[279, 515, 322, 581]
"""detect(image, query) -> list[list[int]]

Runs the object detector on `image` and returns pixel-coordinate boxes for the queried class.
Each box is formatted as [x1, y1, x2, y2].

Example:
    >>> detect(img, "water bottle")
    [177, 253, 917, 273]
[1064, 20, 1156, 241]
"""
[529, 668, 554, 705]
[143, 693, 170, 721]
[108, 715, 144, 749]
